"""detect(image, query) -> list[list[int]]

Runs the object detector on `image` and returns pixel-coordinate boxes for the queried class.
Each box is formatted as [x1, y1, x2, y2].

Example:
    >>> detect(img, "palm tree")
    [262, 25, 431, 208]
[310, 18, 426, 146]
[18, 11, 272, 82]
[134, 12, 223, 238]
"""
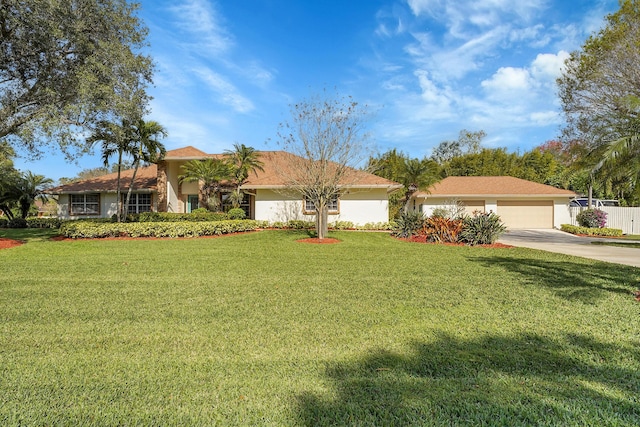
[224, 143, 264, 208]
[14, 171, 54, 219]
[400, 158, 440, 213]
[179, 158, 232, 211]
[87, 119, 136, 222]
[123, 120, 167, 216]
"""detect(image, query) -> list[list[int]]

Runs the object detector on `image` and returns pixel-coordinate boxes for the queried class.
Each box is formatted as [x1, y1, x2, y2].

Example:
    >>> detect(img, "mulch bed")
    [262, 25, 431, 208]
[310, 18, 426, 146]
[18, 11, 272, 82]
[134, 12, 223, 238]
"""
[401, 235, 513, 248]
[0, 238, 23, 250]
[297, 237, 341, 244]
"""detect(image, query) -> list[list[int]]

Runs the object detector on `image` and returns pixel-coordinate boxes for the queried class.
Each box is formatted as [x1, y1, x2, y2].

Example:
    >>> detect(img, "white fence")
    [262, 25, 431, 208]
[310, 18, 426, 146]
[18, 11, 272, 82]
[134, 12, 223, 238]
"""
[569, 206, 640, 235]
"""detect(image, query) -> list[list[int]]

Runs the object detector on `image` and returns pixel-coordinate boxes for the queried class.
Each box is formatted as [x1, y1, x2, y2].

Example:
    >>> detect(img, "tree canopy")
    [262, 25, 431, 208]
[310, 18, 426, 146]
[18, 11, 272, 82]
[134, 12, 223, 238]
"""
[557, 0, 640, 204]
[0, 0, 153, 157]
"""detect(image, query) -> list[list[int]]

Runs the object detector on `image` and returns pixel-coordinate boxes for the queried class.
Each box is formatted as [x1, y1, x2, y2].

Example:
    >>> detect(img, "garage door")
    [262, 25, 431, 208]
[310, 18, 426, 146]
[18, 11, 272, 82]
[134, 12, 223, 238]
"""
[497, 200, 553, 229]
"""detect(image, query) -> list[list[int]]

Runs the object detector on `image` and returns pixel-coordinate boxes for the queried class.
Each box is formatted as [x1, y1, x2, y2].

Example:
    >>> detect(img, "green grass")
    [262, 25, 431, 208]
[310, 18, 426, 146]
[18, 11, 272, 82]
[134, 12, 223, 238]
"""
[1, 230, 639, 426]
[622, 234, 640, 241]
[591, 241, 640, 249]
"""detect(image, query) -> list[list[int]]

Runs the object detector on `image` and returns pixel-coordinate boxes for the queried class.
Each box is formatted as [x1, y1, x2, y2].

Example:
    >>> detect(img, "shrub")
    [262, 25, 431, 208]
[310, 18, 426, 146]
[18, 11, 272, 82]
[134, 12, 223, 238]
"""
[0, 218, 8, 228]
[459, 212, 506, 246]
[134, 212, 228, 222]
[576, 209, 607, 228]
[330, 221, 354, 230]
[560, 224, 623, 237]
[60, 220, 259, 239]
[227, 208, 246, 220]
[26, 217, 64, 229]
[8, 218, 28, 228]
[287, 220, 314, 229]
[424, 216, 463, 243]
[392, 211, 424, 238]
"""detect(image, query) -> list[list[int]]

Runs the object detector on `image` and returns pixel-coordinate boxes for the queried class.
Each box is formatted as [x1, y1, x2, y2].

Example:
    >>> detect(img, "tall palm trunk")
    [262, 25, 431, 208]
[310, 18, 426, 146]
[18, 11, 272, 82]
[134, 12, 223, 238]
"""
[115, 149, 124, 222]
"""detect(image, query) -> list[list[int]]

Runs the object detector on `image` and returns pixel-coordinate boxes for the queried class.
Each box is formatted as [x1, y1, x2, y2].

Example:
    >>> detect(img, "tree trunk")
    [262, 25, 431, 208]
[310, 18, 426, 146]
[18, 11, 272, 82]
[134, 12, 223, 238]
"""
[115, 150, 123, 222]
[124, 160, 140, 220]
[315, 203, 329, 240]
[587, 183, 593, 209]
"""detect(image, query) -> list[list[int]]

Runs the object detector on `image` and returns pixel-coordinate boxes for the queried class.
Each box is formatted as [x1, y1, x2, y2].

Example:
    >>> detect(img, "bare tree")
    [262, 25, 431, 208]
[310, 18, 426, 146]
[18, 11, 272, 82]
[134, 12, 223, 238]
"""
[274, 91, 372, 239]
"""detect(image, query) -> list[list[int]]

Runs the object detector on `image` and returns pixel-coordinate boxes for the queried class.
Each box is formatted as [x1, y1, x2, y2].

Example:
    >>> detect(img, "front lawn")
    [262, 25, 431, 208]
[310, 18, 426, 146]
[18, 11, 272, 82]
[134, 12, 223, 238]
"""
[1, 230, 638, 425]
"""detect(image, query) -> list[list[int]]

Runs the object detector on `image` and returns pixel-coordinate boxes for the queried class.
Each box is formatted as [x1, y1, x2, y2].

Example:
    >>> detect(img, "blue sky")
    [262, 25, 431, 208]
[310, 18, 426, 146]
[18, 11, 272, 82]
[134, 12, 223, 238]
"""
[15, 0, 619, 182]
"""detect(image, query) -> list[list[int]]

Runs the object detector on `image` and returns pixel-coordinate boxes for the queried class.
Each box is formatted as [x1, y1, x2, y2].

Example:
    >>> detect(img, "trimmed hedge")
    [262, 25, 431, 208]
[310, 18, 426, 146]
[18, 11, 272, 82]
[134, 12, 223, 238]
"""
[133, 212, 229, 222]
[26, 217, 65, 229]
[560, 224, 623, 237]
[60, 220, 258, 239]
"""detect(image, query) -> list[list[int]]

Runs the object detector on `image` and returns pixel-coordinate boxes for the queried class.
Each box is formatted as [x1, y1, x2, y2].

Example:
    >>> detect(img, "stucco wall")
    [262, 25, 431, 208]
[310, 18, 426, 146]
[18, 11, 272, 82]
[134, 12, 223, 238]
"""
[254, 188, 391, 225]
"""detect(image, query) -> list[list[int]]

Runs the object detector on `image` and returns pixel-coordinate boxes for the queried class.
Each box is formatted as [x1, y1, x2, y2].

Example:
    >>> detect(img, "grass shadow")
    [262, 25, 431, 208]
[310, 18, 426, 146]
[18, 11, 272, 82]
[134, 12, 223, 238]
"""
[469, 255, 638, 303]
[296, 332, 640, 426]
[0, 227, 60, 242]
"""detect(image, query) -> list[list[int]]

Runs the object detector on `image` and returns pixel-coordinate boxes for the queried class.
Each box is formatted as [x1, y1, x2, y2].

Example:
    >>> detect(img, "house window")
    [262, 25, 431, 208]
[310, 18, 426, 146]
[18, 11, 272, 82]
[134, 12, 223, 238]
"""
[124, 193, 152, 214]
[304, 195, 339, 214]
[70, 194, 100, 215]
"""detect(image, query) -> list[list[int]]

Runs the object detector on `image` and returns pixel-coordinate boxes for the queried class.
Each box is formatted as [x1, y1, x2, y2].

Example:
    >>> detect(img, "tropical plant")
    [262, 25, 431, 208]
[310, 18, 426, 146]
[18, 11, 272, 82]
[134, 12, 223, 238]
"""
[122, 119, 167, 216]
[179, 158, 232, 211]
[424, 216, 463, 243]
[224, 143, 264, 209]
[87, 119, 136, 222]
[459, 212, 507, 246]
[399, 158, 440, 212]
[392, 211, 424, 238]
[227, 208, 246, 220]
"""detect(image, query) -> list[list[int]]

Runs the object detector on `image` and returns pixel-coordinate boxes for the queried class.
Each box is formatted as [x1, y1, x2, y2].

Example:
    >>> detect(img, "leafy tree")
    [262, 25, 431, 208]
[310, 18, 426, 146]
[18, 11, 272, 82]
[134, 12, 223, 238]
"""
[0, 0, 153, 157]
[274, 91, 372, 239]
[179, 159, 232, 212]
[431, 129, 486, 165]
[123, 120, 167, 215]
[0, 142, 20, 218]
[558, 0, 640, 204]
[223, 143, 264, 209]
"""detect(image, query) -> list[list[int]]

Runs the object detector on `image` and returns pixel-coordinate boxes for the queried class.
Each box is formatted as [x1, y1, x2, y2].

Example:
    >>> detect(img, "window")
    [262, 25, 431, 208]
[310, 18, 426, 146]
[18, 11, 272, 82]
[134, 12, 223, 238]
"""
[304, 195, 339, 214]
[70, 194, 100, 215]
[124, 193, 152, 213]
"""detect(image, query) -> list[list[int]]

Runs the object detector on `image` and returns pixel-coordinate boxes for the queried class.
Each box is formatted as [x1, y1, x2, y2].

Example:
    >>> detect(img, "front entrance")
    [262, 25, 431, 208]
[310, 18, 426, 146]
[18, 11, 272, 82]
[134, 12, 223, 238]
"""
[187, 195, 199, 213]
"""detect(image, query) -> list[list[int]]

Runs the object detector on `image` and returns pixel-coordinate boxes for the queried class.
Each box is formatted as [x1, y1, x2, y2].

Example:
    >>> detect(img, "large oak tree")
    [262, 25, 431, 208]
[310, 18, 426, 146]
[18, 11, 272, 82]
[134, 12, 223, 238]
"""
[0, 0, 153, 157]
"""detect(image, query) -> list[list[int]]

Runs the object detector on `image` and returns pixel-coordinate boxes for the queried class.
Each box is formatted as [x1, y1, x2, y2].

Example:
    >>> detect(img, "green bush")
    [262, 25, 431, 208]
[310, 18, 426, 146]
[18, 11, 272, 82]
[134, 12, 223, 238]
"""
[330, 221, 354, 230]
[560, 224, 623, 237]
[227, 208, 246, 220]
[576, 209, 607, 228]
[134, 212, 228, 222]
[8, 218, 28, 228]
[26, 217, 64, 229]
[459, 212, 507, 246]
[287, 220, 315, 229]
[0, 218, 8, 228]
[357, 222, 395, 230]
[392, 211, 424, 238]
[60, 220, 259, 239]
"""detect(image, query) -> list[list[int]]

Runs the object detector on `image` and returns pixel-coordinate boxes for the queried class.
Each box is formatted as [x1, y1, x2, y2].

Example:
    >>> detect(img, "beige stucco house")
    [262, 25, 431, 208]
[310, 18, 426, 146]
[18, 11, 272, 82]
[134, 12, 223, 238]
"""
[411, 176, 577, 229]
[51, 146, 402, 225]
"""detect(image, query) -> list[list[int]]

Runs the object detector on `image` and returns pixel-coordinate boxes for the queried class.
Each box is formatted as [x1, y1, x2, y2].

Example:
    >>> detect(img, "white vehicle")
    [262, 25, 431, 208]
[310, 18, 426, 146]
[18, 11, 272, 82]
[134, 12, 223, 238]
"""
[569, 197, 619, 208]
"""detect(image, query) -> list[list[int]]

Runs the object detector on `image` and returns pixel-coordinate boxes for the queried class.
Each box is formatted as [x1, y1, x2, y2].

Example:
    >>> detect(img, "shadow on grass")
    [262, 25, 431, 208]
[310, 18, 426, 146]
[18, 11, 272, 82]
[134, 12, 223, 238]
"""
[469, 256, 638, 303]
[0, 227, 59, 242]
[297, 333, 640, 426]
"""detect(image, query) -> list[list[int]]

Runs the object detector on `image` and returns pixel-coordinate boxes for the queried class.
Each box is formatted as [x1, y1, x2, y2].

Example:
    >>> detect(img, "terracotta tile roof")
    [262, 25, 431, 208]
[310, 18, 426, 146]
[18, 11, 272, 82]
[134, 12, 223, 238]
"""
[414, 176, 576, 198]
[50, 147, 401, 193]
[50, 165, 158, 194]
[242, 151, 402, 189]
[164, 146, 216, 159]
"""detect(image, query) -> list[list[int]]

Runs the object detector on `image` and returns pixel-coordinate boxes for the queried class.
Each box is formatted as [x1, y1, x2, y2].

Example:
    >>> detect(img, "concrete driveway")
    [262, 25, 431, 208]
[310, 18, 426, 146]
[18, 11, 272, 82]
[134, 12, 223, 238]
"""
[497, 229, 640, 268]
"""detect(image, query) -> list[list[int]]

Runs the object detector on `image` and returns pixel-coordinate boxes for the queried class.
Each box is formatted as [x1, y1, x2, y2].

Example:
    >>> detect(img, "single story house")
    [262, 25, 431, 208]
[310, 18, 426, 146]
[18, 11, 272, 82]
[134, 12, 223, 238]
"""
[50, 146, 402, 225]
[411, 176, 577, 229]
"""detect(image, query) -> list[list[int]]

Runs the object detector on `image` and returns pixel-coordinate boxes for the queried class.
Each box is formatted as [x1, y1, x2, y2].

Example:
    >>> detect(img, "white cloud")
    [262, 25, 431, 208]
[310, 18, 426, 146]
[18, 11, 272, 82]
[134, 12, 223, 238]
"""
[530, 50, 570, 80]
[482, 67, 532, 93]
[170, 0, 232, 53]
[193, 68, 254, 113]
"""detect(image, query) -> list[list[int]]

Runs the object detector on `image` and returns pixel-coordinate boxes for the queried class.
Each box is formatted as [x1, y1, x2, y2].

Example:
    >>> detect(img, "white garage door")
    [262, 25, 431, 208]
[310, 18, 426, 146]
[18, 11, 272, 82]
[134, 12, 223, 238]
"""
[497, 200, 553, 229]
